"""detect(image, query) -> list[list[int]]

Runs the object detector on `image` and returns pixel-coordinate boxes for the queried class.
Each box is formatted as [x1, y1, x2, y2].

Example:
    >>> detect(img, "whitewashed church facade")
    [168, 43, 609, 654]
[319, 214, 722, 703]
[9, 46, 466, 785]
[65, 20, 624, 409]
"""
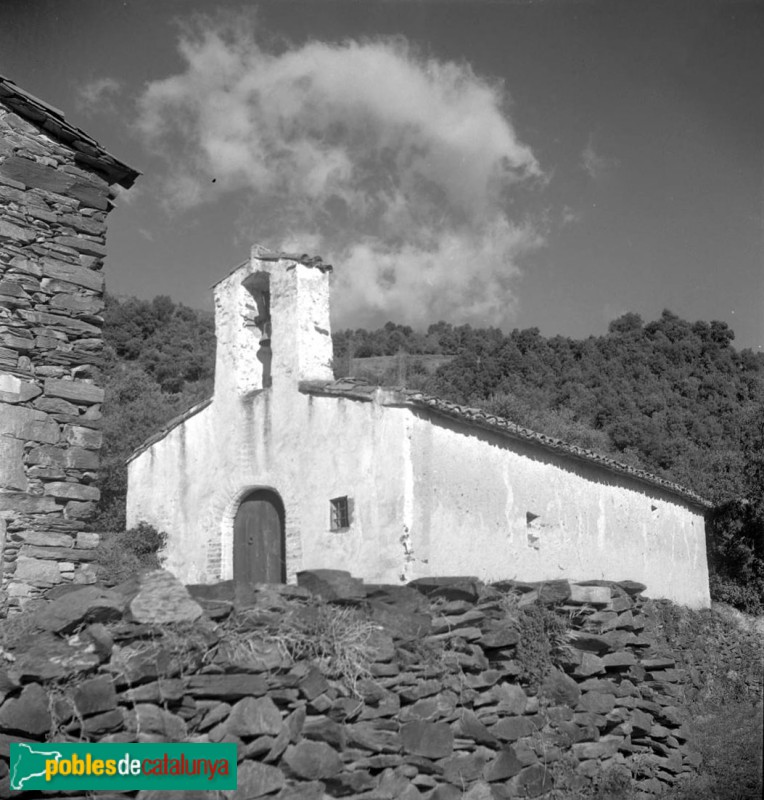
[126, 247, 711, 607]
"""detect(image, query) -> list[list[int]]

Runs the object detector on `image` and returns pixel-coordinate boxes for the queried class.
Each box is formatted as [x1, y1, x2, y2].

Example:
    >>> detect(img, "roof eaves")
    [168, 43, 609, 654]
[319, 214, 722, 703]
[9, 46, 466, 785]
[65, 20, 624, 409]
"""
[210, 259, 250, 290]
[0, 75, 140, 188]
[406, 392, 711, 509]
[299, 378, 377, 401]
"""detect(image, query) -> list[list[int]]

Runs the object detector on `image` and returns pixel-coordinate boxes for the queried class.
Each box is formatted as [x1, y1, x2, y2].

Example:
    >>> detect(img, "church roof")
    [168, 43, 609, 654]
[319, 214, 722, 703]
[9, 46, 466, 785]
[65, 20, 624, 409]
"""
[127, 376, 711, 510]
[0, 75, 140, 188]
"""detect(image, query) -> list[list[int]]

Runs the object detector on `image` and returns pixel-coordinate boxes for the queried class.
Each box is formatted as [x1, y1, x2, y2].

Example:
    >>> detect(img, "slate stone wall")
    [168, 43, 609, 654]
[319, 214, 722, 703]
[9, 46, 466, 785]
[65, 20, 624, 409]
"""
[0, 104, 119, 611]
[0, 570, 724, 799]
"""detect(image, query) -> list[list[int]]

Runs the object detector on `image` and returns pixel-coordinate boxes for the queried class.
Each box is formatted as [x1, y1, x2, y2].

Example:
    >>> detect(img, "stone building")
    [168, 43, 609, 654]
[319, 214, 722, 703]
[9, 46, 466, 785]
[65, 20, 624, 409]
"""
[0, 76, 139, 610]
[127, 247, 711, 608]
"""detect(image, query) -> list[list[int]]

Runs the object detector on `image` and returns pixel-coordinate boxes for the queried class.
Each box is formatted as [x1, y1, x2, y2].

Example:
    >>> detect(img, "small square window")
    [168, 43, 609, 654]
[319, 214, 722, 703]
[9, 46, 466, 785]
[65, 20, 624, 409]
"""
[330, 496, 351, 530]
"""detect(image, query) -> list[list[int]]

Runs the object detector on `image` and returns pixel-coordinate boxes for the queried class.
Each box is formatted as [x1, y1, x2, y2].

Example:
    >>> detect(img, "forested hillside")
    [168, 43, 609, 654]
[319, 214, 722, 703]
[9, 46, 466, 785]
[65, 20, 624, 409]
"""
[336, 313, 763, 503]
[96, 295, 215, 531]
[97, 297, 764, 611]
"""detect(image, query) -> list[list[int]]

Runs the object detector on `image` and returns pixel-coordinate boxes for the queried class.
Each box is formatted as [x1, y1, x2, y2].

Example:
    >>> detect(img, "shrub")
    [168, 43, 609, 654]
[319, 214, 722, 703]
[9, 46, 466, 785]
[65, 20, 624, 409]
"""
[549, 759, 636, 800]
[666, 701, 763, 800]
[709, 572, 764, 616]
[707, 498, 764, 615]
[654, 601, 761, 705]
[0, 604, 40, 648]
[654, 602, 763, 799]
[212, 600, 377, 695]
[513, 601, 570, 686]
[94, 522, 167, 585]
[273, 603, 377, 691]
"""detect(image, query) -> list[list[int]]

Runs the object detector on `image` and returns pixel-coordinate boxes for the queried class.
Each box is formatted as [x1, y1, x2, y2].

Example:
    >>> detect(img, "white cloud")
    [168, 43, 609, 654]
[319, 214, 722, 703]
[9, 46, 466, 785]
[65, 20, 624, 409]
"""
[76, 77, 123, 114]
[112, 183, 143, 206]
[561, 205, 583, 227]
[137, 16, 545, 328]
[581, 135, 617, 181]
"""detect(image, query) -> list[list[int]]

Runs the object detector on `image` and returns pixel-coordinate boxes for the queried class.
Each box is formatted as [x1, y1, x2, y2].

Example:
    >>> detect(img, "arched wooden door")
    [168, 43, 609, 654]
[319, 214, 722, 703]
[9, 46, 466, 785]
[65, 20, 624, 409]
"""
[233, 490, 285, 584]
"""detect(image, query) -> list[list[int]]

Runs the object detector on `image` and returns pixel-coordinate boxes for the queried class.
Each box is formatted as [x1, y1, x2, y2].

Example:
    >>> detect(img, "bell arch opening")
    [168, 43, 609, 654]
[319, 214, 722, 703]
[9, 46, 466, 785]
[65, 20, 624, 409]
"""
[242, 271, 272, 391]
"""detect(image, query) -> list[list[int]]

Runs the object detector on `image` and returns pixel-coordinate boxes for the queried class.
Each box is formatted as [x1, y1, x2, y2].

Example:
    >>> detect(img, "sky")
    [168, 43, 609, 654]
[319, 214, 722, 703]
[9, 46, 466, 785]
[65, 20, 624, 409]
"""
[2, 0, 763, 349]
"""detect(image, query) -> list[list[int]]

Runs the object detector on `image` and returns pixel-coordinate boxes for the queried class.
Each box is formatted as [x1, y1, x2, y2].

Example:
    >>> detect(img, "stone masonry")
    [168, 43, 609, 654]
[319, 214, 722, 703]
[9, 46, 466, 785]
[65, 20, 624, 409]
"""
[0, 77, 139, 611]
[1, 570, 748, 799]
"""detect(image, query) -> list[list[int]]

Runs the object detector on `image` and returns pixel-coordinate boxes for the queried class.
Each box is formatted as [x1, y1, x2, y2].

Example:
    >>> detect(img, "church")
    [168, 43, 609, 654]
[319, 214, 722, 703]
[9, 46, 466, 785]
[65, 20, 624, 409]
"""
[126, 246, 711, 608]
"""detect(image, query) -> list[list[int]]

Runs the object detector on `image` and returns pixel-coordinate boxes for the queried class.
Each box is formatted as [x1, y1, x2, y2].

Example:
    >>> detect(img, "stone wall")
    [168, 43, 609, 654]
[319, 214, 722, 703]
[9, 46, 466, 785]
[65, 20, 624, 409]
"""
[0, 570, 724, 799]
[0, 102, 125, 610]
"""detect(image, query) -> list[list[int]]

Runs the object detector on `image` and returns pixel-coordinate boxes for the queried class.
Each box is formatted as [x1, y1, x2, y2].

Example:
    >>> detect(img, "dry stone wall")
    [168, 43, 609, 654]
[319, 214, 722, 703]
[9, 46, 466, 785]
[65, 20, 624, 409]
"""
[0, 570, 711, 799]
[0, 101, 128, 610]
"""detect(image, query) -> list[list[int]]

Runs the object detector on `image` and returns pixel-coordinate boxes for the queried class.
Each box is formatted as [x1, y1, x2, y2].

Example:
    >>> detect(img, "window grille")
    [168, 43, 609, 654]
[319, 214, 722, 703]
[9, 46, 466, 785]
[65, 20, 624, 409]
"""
[330, 496, 351, 530]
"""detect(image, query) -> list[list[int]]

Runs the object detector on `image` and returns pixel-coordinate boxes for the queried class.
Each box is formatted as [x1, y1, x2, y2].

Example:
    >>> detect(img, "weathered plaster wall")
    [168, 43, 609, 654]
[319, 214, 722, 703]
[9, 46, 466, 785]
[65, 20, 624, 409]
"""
[0, 102, 131, 610]
[127, 254, 710, 609]
[213, 256, 334, 397]
[128, 387, 710, 608]
[406, 412, 710, 608]
[128, 255, 411, 584]
[127, 390, 411, 585]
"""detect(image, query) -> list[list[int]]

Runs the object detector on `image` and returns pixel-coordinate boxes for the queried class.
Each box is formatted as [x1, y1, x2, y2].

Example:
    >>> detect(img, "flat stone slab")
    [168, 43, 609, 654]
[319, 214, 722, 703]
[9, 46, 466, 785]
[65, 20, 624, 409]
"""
[34, 585, 124, 633]
[43, 482, 100, 502]
[296, 569, 365, 602]
[73, 675, 118, 716]
[569, 585, 612, 606]
[400, 720, 454, 758]
[43, 377, 104, 404]
[128, 570, 204, 624]
[185, 674, 267, 700]
[12, 632, 101, 682]
[125, 703, 187, 740]
[541, 668, 581, 706]
[617, 580, 648, 596]
[283, 741, 343, 780]
[490, 716, 537, 742]
[230, 761, 285, 800]
[0, 437, 26, 491]
[408, 576, 483, 602]
[225, 696, 283, 737]
[0, 683, 51, 735]
[484, 747, 523, 782]
[0, 218, 35, 243]
[0, 372, 41, 404]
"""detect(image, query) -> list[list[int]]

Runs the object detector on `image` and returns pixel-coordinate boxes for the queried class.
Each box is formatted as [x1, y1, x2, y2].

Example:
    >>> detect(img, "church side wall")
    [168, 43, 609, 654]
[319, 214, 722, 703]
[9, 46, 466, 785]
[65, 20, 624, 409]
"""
[407, 411, 710, 608]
